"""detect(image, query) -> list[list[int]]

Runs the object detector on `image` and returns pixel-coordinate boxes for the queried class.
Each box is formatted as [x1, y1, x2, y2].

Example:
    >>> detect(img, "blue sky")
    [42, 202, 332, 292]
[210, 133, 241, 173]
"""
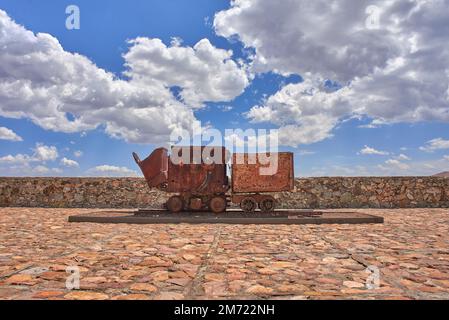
[1, 0, 449, 177]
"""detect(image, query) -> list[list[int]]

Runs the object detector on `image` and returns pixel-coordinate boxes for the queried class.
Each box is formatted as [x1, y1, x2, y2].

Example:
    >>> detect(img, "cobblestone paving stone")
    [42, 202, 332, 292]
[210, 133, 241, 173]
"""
[0, 208, 448, 300]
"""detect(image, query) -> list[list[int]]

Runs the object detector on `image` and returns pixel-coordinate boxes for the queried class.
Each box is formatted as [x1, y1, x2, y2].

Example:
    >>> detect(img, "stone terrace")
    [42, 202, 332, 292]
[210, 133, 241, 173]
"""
[0, 208, 448, 300]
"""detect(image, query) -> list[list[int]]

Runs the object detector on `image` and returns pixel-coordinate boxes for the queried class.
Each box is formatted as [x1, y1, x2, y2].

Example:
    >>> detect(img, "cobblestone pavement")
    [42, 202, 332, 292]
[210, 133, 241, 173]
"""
[0, 208, 448, 300]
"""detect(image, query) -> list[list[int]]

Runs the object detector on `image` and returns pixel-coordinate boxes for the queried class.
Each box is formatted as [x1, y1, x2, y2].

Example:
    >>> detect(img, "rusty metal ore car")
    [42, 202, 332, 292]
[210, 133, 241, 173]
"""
[133, 146, 294, 214]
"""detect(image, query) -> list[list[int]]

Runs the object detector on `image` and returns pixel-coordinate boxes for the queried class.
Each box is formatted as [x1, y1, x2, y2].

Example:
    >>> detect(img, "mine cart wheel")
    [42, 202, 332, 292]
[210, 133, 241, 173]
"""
[259, 197, 276, 213]
[166, 196, 184, 213]
[240, 197, 257, 213]
[209, 196, 227, 214]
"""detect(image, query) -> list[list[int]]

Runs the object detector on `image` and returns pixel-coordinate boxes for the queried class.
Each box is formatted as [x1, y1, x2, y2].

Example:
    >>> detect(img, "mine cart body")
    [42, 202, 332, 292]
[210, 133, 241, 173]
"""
[133, 147, 295, 214]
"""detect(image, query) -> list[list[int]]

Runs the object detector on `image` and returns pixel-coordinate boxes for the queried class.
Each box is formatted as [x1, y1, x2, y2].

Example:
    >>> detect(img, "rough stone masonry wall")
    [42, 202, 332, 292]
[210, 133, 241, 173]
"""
[0, 177, 448, 209]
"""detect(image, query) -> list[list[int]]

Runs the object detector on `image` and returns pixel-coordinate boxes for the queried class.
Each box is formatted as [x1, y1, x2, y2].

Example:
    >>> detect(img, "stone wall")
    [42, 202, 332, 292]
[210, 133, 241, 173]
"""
[0, 177, 448, 209]
[284, 177, 449, 209]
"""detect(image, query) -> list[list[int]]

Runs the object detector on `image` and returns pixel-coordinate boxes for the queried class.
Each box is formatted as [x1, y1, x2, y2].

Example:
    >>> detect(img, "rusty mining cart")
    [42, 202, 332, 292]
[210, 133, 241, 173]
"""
[132, 146, 294, 214]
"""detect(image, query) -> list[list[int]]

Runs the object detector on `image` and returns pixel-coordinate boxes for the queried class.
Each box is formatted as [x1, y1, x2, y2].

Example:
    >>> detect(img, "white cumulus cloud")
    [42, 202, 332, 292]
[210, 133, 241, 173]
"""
[420, 138, 449, 152]
[61, 157, 79, 168]
[215, 0, 400, 81]
[0, 143, 58, 165]
[246, 79, 349, 145]
[123, 38, 249, 108]
[86, 165, 139, 177]
[0, 126, 22, 141]
[383, 159, 410, 171]
[30, 165, 61, 176]
[396, 154, 411, 161]
[0, 143, 61, 176]
[0, 10, 247, 144]
[216, 0, 449, 146]
[0, 153, 32, 165]
[33, 143, 58, 161]
[360, 145, 389, 156]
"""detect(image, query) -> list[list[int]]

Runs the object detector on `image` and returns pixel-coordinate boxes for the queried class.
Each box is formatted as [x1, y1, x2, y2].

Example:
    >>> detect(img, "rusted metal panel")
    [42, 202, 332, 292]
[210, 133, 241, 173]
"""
[231, 152, 294, 193]
[133, 148, 168, 189]
[167, 146, 229, 194]
[170, 146, 230, 165]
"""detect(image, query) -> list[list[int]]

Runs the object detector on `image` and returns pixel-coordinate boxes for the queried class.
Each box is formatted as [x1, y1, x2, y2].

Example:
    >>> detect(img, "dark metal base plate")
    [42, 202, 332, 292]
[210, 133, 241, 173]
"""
[68, 209, 384, 225]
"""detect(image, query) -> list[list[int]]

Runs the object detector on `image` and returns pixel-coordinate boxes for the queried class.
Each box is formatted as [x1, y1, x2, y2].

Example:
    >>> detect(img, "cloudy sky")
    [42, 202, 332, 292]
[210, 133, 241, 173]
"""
[1, 0, 449, 177]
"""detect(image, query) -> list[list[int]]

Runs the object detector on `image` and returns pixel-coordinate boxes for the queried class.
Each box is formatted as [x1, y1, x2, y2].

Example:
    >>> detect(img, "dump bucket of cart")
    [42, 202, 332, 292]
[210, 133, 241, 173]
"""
[133, 147, 169, 189]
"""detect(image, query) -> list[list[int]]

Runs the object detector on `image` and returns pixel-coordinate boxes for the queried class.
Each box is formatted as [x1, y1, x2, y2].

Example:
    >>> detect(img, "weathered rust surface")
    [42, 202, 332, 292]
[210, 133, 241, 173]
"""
[166, 195, 183, 213]
[133, 148, 168, 189]
[209, 196, 227, 214]
[134, 147, 295, 212]
[167, 146, 229, 194]
[134, 146, 229, 195]
[231, 152, 294, 193]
